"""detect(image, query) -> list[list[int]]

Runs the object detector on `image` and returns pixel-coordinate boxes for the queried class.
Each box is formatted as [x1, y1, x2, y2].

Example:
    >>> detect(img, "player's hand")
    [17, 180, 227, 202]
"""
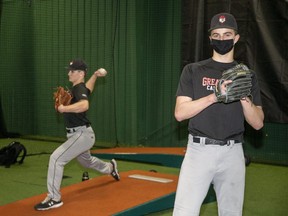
[57, 104, 65, 113]
[94, 68, 107, 77]
[219, 80, 232, 95]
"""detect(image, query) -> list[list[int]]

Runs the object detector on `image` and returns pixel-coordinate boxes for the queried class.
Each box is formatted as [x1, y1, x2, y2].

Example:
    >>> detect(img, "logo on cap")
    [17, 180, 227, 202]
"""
[219, 15, 226, 23]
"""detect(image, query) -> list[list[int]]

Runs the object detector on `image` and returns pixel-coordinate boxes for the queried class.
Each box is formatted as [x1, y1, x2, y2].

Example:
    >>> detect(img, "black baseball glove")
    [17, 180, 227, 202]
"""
[213, 63, 252, 103]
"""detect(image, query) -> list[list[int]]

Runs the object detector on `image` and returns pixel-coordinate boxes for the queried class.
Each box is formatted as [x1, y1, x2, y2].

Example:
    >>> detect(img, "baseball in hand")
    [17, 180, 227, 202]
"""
[98, 68, 107, 76]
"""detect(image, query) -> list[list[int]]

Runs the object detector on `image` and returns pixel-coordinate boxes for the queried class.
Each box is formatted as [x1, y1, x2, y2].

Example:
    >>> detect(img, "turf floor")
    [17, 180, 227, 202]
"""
[0, 138, 287, 215]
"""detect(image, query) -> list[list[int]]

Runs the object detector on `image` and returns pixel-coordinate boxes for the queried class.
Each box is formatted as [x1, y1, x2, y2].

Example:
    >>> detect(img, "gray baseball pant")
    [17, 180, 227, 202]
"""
[46, 125, 112, 201]
[173, 134, 245, 216]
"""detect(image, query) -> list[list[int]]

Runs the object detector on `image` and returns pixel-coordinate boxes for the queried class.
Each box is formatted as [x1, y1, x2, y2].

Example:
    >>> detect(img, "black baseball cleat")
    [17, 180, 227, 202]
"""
[34, 197, 63, 211]
[110, 159, 120, 181]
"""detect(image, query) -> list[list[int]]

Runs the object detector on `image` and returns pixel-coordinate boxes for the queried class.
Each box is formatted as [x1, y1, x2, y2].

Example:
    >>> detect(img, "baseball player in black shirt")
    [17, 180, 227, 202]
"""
[34, 59, 120, 211]
[173, 13, 264, 216]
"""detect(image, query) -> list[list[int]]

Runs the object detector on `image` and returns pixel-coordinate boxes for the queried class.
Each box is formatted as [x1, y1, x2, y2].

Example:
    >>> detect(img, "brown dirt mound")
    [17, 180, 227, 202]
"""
[0, 170, 178, 216]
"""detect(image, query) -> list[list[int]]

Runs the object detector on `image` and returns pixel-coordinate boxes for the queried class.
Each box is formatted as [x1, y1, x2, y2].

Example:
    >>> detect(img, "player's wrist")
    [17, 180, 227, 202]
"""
[209, 93, 218, 103]
[241, 97, 253, 107]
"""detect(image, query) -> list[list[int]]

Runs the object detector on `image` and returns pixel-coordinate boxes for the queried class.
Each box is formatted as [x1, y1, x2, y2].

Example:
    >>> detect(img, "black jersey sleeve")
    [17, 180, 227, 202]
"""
[71, 83, 90, 104]
[176, 64, 195, 99]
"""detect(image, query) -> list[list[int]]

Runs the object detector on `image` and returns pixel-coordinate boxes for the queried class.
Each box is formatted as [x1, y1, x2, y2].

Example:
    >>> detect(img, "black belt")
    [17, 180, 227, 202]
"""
[192, 137, 240, 146]
[66, 124, 90, 133]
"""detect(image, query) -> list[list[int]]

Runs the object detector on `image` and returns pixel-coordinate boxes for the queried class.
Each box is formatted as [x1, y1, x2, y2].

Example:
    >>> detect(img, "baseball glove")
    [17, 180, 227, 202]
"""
[213, 63, 252, 103]
[53, 86, 72, 110]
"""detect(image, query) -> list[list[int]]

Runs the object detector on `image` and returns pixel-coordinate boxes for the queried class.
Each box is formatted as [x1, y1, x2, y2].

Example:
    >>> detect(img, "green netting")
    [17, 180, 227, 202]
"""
[0, 0, 181, 147]
[0, 0, 287, 166]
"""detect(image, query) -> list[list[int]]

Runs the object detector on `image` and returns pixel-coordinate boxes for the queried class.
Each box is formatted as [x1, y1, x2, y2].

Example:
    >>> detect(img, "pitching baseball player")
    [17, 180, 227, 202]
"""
[173, 13, 264, 216]
[34, 59, 120, 211]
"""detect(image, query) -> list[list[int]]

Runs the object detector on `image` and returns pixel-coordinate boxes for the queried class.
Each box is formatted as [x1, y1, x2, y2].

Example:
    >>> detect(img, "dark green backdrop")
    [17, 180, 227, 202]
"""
[0, 0, 181, 147]
[0, 0, 287, 165]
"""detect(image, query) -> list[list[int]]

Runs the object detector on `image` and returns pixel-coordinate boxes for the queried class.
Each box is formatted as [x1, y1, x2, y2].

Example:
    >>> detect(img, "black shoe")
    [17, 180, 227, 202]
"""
[110, 159, 120, 181]
[82, 171, 90, 181]
[34, 197, 63, 211]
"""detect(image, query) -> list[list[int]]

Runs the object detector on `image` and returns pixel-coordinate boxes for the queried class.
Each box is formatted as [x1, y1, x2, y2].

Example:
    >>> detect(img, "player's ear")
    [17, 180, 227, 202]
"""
[234, 34, 240, 44]
[80, 71, 85, 77]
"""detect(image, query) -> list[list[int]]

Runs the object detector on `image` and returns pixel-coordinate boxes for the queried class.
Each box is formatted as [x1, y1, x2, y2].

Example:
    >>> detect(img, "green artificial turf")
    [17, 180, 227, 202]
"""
[0, 138, 180, 207]
[0, 138, 287, 215]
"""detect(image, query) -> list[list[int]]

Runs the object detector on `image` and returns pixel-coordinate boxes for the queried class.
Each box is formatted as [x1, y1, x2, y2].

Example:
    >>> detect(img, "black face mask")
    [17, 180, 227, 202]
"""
[210, 39, 234, 55]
